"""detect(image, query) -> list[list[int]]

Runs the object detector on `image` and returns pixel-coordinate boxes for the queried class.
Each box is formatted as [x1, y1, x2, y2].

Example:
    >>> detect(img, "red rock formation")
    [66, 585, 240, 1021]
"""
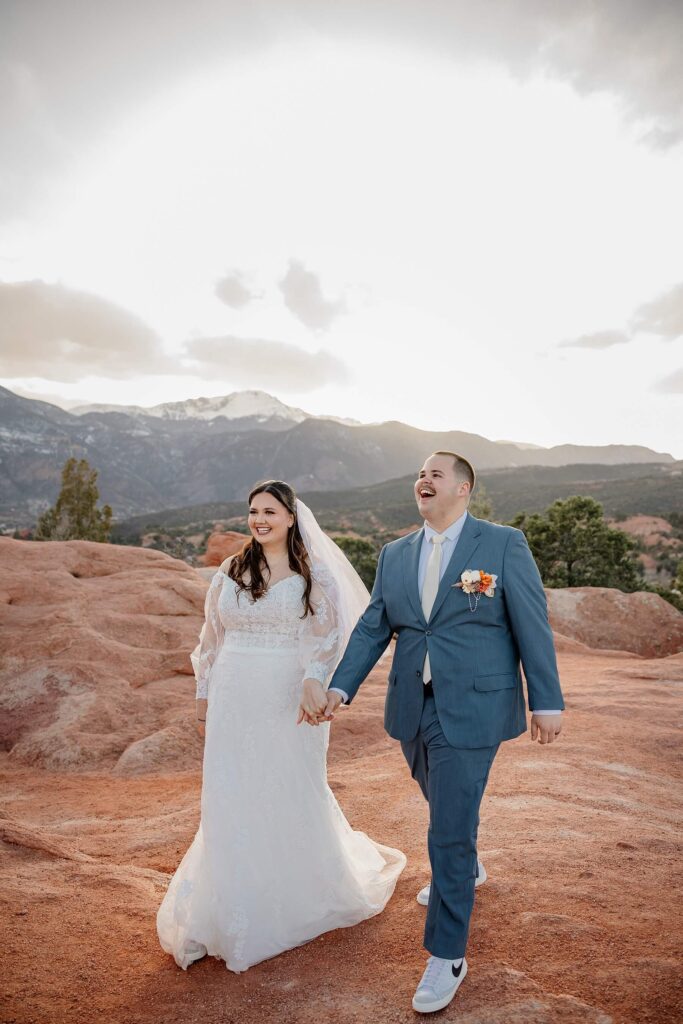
[608, 514, 683, 582]
[0, 537, 206, 773]
[203, 529, 248, 566]
[546, 586, 682, 658]
[609, 514, 674, 542]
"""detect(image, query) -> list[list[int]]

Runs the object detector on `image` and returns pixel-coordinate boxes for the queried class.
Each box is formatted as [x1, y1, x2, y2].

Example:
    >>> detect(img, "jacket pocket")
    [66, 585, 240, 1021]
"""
[473, 672, 517, 691]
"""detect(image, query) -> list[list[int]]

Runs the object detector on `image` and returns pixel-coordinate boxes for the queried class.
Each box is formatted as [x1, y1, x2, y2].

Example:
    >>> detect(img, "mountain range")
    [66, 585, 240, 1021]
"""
[0, 385, 675, 528]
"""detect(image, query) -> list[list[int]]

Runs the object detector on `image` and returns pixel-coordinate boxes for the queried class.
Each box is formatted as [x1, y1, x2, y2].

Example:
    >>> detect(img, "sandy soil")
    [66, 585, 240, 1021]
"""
[1, 649, 682, 1024]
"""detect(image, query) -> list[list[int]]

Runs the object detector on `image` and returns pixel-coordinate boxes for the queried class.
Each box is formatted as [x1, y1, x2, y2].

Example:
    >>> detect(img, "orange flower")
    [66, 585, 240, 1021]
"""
[479, 572, 493, 590]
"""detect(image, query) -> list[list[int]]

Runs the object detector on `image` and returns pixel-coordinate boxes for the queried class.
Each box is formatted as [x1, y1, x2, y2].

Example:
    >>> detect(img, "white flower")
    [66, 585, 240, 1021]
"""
[483, 573, 498, 597]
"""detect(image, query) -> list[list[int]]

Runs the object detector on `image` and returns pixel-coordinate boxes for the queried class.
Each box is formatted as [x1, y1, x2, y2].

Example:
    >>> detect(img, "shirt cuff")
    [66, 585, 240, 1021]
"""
[532, 709, 563, 715]
[328, 686, 349, 703]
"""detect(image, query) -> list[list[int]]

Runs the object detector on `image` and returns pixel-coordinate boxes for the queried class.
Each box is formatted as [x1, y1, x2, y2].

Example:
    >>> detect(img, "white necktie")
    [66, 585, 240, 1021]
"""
[421, 533, 446, 685]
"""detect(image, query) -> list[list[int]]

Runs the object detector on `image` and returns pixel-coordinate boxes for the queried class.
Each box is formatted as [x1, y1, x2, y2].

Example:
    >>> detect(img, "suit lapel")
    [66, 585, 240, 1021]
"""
[428, 512, 482, 622]
[403, 528, 426, 625]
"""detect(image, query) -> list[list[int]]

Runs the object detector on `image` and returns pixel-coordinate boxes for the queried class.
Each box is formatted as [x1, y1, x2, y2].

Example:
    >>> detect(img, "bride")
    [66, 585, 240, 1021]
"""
[156, 479, 406, 972]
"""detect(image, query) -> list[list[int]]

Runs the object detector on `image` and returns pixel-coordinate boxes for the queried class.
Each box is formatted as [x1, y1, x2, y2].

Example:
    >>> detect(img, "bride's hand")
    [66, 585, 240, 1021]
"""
[297, 678, 327, 726]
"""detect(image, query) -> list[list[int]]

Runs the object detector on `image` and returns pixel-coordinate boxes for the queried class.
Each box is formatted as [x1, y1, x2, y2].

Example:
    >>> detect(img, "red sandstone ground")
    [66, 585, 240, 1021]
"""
[1, 540, 682, 1024]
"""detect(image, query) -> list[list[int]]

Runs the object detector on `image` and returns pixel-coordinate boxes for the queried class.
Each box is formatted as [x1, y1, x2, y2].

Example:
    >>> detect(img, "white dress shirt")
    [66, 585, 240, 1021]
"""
[418, 509, 469, 592]
[329, 510, 561, 714]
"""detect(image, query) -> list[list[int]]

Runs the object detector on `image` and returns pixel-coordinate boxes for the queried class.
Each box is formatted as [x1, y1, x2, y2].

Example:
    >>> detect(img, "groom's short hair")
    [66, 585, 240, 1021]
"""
[431, 451, 476, 495]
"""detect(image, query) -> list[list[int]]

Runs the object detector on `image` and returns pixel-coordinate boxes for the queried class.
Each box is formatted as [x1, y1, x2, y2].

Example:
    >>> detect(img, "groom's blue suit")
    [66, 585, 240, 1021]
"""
[329, 510, 564, 958]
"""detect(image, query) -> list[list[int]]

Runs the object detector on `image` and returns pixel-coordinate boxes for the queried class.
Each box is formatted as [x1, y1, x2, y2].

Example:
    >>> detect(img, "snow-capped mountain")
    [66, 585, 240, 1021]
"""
[70, 390, 309, 424]
[70, 390, 360, 428]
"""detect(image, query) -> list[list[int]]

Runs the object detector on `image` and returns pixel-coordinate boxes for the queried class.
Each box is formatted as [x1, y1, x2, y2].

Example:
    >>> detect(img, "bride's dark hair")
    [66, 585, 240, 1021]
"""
[228, 480, 314, 617]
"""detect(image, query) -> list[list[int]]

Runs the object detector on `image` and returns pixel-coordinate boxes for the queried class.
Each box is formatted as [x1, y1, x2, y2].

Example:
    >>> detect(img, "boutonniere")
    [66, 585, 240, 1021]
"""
[452, 569, 498, 612]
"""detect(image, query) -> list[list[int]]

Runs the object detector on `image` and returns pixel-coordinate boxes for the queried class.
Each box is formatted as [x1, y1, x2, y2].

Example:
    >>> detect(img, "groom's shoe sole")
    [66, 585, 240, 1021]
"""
[183, 942, 208, 966]
[416, 863, 487, 906]
[412, 959, 468, 1013]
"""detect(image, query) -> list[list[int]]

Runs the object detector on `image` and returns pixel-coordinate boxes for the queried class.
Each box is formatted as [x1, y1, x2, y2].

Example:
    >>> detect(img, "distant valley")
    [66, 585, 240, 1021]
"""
[111, 461, 683, 552]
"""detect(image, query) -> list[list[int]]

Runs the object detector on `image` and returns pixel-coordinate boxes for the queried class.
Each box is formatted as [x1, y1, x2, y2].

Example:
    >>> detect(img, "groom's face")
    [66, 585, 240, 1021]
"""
[414, 454, 468, 521]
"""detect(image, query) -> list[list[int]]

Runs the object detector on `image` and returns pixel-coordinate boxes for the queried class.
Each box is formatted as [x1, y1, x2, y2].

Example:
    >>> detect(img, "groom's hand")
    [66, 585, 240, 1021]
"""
[530, 713, 563, 744]
[322, 690, 343, 720]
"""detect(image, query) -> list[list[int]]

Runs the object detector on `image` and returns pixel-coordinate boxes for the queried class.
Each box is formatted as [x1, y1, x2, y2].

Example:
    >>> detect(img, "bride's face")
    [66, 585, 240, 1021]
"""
[248, 492, 295, 551]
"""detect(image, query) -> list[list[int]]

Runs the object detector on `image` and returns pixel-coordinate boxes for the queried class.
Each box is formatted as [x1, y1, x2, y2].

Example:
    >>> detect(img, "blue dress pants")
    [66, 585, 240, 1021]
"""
[401, 688, 499, 959]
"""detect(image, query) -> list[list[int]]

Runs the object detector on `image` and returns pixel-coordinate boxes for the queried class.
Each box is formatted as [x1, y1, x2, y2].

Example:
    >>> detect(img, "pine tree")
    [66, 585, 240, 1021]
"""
[35, 457, 113, 542]
[510, 495, 642, 591]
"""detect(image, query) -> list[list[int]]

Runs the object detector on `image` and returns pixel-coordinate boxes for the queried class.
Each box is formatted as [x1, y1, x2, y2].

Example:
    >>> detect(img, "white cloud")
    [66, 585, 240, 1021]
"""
[302, 0, 683, 147]
[559, 330, 629, 350]
[559, 281, 683, 350]
[631, 281, 683, 341]
[214, 271, 260, 309]
[0, 280, 175, 382]
[652, 368, 683, 394]
[182, 334, 350, 392]
[279, 260, 347, 331]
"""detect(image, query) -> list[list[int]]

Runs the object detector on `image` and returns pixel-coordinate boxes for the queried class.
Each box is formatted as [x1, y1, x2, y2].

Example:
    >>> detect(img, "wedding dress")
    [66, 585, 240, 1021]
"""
[156, 560, 406, 972]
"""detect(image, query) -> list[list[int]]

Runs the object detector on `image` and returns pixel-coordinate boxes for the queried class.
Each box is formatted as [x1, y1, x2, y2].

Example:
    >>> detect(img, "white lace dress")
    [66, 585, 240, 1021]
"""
[156, 567, 406, 972]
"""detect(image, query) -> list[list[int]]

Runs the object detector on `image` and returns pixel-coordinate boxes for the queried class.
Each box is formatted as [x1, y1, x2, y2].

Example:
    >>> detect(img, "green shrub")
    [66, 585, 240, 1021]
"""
[510, 495, 641, 591]
[334, 536, 379, 591]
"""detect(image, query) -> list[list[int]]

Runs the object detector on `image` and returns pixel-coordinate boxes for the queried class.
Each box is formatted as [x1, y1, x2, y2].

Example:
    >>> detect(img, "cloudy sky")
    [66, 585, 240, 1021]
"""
[1, 0, 681, 456]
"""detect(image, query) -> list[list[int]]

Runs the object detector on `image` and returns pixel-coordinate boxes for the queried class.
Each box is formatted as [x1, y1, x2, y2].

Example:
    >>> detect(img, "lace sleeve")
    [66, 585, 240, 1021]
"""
[190, 570, 225, 699]
[298, 568, 343, 688]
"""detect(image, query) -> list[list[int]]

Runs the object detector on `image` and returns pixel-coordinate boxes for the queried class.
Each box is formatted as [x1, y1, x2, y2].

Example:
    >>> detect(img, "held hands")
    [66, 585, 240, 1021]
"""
[530, 713, 563, 744]
[297, 679, 343, 726]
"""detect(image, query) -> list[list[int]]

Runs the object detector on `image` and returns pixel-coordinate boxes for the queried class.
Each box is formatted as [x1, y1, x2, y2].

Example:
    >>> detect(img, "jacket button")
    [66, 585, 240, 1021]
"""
[416, 670, 421, 677]
[426, 629, 432, 635]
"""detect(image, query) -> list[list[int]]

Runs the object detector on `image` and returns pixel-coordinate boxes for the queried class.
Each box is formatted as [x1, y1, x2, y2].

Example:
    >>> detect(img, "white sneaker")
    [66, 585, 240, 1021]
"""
[183, 940, 207, 965]
[412, 955, 468, 1013]
[416, 860, 487, 905]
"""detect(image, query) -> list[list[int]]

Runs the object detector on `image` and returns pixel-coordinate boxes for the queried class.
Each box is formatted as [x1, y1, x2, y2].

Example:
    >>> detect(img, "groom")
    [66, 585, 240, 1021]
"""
[319, 451, 564, 1013]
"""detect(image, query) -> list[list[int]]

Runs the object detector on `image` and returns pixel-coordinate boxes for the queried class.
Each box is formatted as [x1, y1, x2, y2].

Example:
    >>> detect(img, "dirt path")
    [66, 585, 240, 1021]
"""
[1, 650, 682, 1024]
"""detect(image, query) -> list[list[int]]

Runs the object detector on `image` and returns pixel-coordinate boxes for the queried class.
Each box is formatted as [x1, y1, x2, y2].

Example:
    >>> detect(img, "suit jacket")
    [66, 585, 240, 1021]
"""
[328, 511, 564, 748]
